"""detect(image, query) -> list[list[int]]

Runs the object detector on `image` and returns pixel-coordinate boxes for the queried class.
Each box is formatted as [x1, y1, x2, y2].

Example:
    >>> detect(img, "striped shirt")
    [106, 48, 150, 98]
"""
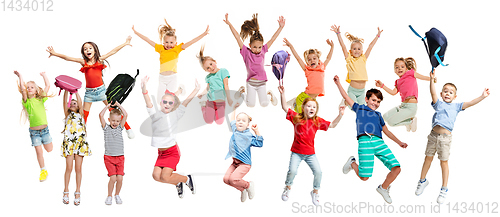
[103, 124, 124, 156]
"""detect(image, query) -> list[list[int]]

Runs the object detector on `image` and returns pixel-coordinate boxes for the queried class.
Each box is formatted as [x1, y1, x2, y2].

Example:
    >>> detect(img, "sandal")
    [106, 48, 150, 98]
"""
[74, 192, 81, 206]
[62, 192, 69, 204]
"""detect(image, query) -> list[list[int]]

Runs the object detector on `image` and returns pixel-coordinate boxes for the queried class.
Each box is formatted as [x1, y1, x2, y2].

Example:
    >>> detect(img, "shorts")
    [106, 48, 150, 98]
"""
[294, 92, 311, 114]
[347, 86, 366, 109]
[425, 130, 452, 161]
[104, 155, 125, 176]
[29, 126, 52, 147]
[358, 135, 400, 177]
[155, 144, 180, 170]
[84, 84, 107, 103]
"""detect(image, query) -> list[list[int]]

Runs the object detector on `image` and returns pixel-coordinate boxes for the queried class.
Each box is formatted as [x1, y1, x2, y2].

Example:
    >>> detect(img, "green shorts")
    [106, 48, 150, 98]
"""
[294, 92, 311, 114]
[358, 135, 400, 177]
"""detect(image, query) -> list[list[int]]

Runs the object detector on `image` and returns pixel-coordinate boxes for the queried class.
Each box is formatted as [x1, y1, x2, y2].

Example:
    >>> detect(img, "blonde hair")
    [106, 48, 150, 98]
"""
[394, 57, 417, 71]
[17, 80, 54, 124]
[197, 45, 216, 69]
[162, 93, 181, 112]
[240, 14, 264, 44]
[345, 32, 364, 46]
[303, 49, 322, 62]
[110, 108, 122, 117]
[158, 19, 176, 42]
[237, 112, 252, 122]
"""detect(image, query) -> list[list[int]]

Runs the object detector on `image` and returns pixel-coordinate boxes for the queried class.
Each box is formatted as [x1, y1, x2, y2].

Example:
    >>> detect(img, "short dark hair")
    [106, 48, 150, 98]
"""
[366, 88, 383, 101]
[443, 83, 457, 92]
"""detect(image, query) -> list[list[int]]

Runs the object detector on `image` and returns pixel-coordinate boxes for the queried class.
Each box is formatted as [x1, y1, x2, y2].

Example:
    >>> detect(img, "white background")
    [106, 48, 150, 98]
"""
[1, 0, 499, 216]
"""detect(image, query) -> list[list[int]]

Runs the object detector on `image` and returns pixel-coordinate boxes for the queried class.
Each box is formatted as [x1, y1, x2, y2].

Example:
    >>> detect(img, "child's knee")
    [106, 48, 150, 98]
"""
[360, 177, 369, 181]
[44, 143, 53, 152]
[152, 172, 161, 182]
[116, 175, 123, 182]
[109, 175, 117, 182]
[392, 166, 401, 175]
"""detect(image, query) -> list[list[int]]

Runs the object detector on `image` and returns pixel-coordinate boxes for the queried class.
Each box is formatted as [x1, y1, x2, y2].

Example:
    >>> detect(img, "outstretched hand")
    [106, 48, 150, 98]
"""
[375, 80, 384, 88]
[125, 36, 132, 46]
[376, 27, 383, 37]
[46, 46, 55, 58]
[483, 88, 491, 98]
[223, 13, 230, 25]
[141, 76, 149, 90]
[326, 39, 334, 47]
[330, 25, 340, 34]
[14, 70, 21, 77]
[278, 85, 285, 94]
[333, 75, 341, 85]
[277, 16, 285, 28]
[399, 142, 408, 149]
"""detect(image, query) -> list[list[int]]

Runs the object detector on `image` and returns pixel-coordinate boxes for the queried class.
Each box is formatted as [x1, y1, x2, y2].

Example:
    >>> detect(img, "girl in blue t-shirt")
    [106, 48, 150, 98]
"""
[196, 46, 233, 125]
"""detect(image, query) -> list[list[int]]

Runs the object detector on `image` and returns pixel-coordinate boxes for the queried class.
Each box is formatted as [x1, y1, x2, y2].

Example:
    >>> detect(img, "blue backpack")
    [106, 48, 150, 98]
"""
[271, 50, 290, 86]
[409, 25, 448, 69]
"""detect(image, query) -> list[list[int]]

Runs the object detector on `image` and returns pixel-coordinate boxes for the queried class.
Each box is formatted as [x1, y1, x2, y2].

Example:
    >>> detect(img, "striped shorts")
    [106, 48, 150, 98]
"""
[358, 135, 400, 177]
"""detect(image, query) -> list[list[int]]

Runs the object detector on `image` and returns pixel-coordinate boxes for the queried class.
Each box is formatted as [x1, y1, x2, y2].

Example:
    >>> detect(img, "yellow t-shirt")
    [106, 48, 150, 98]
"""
[155, 43, 184, 73]
[345, 53, 368, 83]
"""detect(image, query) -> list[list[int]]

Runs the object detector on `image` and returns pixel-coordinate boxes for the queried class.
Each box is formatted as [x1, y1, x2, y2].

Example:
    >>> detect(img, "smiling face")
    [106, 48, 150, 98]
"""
[160, 94, 176, 114]
[69, 100, 79, 112]
[235, 113, 250, 131]
[365, 94, 382, 111]
[108, 114, 122, 129]
[249, 40, 264, 54]
[202, 59, 218, 74]
[441, 84, 457, 103]
[350, 42, 363, 58]
[306, 53, 320, 68]
[26, 82, 38, 97]
[303, 100, 318, 119]
[163, 35, 177, 50]
[394, 60, 407, 77]
[82, 43, 95, 61]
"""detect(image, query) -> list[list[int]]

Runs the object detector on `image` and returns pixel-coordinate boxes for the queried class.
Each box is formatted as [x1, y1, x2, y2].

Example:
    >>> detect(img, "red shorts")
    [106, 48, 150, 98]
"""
[104, 155, 125, 177]
[155, 145, 181, 171]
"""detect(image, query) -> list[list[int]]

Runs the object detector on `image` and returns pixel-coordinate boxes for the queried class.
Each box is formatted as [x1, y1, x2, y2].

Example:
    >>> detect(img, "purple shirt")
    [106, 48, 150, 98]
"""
[240, 44, 268, 81]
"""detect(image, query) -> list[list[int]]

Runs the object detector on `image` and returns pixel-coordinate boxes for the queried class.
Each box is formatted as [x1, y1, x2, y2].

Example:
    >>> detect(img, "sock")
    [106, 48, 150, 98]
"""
[441, 186, 448, 191]
[83, 110, 89, 123]
[420, 178, 426, 183]
[124, 121, 131, 130]
[41, 167, 46, 171]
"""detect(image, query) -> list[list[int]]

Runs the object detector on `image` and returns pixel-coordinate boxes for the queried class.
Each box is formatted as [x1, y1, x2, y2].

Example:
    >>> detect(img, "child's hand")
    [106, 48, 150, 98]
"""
[283, 38, 291, 47]
[233, 102, 241, 109]
[429, 69, 435, 80]
[197, 93, 203, 99]
[46, 46, 55, 58]
[278, 85, 285, 94]
[14, 70, 21, 77]
[223, 13, 230, 25]
[113, 101, 121, 107]
[277, 16, 285, 28]
[106, 103, 112, 108]
[330, 25, 340, 34]
[125, 36, 132, 46]
[132, 25, 137, 33]
[375, 80, 384, 88]
[339, 105, 346, 115]
[227, 97, 233, 107]
[40, 72, 46, 77]
[203, 25, 210, 35]
[326, 39, 334, 47]
[377, 27, 383, 37]
[141, 76, 149, 90]
[483, 88, 490, 98]
[333, 75, 341, 85]
[251, 124, 258, 132]
[399, 142, 408, 149]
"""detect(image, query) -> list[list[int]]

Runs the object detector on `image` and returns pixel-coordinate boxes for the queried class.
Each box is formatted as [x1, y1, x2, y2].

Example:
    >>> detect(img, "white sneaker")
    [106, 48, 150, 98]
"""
[415, 179, 429, 196]
[126, 129, 135, 139]
[241, 189, 247, 202]
[342, 156, 355, 174]
[114, 195, 122, 204]
[234, 86, 245, 99]
[199, 100, 207, 107]
[376, 185, 392, 204]
[339, 99, 346, 109]
[105, 196, 112, 205]
[410, 117, 417, 132]
[286, 97, 296, 108]
[247, 181, 255, 200]
[268, 90, 278, 106]
[281, 186, 291, 201]
[437, 187, 448, 204]
[310, 191, 320, 206]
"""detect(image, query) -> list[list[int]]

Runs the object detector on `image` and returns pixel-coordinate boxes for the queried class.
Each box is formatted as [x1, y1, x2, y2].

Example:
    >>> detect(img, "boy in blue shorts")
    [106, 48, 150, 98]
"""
[333, 75, 408, 204]
[415, 70, 490, 204]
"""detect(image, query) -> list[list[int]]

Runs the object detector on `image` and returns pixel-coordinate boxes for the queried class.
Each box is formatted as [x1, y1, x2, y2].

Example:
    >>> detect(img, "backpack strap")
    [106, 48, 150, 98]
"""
[434, 47, 449, 67]
[409, 25, 430, 57]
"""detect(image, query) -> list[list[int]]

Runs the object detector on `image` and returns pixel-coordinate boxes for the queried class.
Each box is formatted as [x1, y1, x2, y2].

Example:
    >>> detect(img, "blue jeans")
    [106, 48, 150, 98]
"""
[29, 126, 52, 147]
[84, 84, 106, 103]
[285, 152, 322, 190]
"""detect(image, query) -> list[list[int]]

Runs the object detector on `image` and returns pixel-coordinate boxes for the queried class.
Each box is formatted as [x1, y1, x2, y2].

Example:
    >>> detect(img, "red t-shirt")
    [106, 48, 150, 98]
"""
[286, 109, 330, 155]
[80, 61, 106, 88]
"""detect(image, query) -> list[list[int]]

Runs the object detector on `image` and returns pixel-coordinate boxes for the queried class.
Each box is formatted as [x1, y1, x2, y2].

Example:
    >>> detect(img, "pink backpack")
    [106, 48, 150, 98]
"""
[54, 75, 82, 107]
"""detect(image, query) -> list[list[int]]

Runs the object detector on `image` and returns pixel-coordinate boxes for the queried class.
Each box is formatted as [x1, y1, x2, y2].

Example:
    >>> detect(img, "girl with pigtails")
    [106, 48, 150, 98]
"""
[132, 19, 209, 102]
[196, 45, 233, 125]
[223, 13, 285, 107]
[46, 37, 135, 139]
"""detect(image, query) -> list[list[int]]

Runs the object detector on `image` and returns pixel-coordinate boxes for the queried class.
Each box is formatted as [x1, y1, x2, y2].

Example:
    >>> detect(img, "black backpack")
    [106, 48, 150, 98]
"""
[106, 69, 139, 107]
[409, 25, 448, 69]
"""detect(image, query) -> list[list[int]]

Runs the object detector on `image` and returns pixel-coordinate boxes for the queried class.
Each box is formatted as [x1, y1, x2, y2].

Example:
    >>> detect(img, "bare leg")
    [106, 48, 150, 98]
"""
[440, 160, 449, 187]
[74, 155, 84, 199]
[34, 146, 45, 168]
[381, 166, 401, 189]
[64, 155, 74, 193]
[115, 175, 123, 195]
[108, 175, 116, 196]
[152, 166, 187, 185]
[420, 156, 434, 180]
[351, 162, 369, 181]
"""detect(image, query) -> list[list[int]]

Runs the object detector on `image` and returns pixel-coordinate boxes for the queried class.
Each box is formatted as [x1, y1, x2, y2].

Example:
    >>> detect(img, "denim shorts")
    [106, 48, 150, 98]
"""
[29, 126, 52, 147]
[84, 84, 107, 103]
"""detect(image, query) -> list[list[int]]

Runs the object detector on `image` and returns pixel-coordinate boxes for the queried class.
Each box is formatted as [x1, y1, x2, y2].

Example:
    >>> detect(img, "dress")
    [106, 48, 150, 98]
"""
[61, 112, 91, 157]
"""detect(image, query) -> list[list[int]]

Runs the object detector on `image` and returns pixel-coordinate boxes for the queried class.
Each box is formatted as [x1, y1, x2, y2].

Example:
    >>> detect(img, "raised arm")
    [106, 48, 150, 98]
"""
[99, 103, 111, 129]
[331, 25, 349, 59]
[329, 105, 345, 128]
[181, 26, 209, 50]
[323, 39, 335, 68]
[229, 102, 241, 122]
[462, 88, 490, 110]
[382, 125, 408, 148]
[223, 13, 244, 49]
[132, 25, 156, 47]
[75, 92, 84, 117]
[197, 83, 209, 99]
[278, 85, 289, 113]
[100, 36, 132, 61]
[333, 75, 354, 108]
[14, 71, 27, 102]
[114, 102, 128, 128]
[181, 79, 201, 107]
[40, 72, 50, 95]
[283, 38, 306, 71]
[265, 16, 285, 49]
[364, 27, 383, 59]
[63, 90, 69, 116]
[223, 77, 233, 106]
[375, 80, 398, 96]
[429, 70, 439, 104]
[46, 46, 85, 65]
[141, 76, 153, 109]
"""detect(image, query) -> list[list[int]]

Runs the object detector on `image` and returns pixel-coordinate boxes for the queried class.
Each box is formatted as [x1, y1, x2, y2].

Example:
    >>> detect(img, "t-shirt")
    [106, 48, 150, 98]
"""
[240, 44, 268, 82]
[22, 97, 48, 128]
[147, 105, 186, 149]
[103, 124, 124, 156]
[304, 61, 326, 96]
[155, 43, 184, 73]
[345, 53, 368, 83]
[80, 61, 106, 88]
[395, 69, 418, 102]
[205, 68, 230, 101]
[225, 120, 264, 165]
[352, 103, 385, 139]
[431, 100, 464, 132]
[286, 109, 330, 155]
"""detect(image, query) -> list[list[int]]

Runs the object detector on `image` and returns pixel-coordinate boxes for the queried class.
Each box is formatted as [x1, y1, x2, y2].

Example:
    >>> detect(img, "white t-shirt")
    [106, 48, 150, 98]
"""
[147, 105, 186, 148]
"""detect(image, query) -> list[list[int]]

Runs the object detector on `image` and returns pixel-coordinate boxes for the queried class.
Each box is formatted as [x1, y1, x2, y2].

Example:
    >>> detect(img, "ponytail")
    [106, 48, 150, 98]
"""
[158, 19, 176, 42]
[240, 14, 264, 43]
